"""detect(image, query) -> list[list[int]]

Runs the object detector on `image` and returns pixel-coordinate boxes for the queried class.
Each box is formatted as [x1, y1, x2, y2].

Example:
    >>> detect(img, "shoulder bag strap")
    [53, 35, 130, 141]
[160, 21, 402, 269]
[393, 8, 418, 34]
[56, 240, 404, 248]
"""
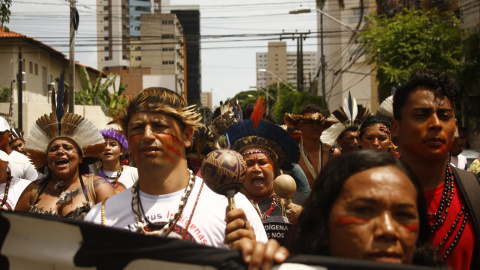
[452, 167, 480, 270]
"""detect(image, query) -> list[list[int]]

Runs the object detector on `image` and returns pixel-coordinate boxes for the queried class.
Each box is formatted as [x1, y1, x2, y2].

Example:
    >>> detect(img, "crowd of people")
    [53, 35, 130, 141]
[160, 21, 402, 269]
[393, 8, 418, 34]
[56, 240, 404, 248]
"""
[0, 69, 479, 269]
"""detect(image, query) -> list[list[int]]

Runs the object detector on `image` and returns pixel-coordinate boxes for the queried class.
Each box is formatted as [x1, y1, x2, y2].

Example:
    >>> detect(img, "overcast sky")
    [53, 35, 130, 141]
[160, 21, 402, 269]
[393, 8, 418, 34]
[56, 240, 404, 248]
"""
[9, 0, 320, 107]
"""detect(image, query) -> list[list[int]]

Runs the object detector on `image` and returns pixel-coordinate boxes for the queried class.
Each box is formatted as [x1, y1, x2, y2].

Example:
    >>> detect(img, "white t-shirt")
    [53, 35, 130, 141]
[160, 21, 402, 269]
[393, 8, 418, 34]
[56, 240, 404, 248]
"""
[9, 150, 39, 181]
[97, 166, 138, 189]
[85, 177, 268, 248]
[450, 154, 468, 170]
[0, 177, 31, 210]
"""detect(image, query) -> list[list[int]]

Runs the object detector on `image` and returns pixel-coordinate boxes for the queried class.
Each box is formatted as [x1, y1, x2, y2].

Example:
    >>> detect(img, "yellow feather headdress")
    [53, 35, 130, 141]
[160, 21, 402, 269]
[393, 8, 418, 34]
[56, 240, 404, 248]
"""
[26, 71, 105, 169]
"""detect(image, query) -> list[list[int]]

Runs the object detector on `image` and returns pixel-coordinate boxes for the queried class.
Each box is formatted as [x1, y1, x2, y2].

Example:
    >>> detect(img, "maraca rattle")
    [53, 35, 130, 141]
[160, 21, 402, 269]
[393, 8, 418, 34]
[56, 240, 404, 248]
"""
[201, 149, 246, 210]
[273, 174, 297, 216]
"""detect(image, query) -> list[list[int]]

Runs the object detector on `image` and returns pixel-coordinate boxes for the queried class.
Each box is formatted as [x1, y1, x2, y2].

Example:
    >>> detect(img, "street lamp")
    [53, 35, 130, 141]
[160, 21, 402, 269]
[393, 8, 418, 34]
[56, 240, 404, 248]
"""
[289, 6, 359, 110]
[258, 69, 294, 101]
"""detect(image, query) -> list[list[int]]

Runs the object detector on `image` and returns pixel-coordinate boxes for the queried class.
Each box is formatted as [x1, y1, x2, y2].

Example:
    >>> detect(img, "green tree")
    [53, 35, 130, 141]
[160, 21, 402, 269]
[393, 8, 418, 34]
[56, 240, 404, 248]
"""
[359, 8, 462, 101]
[75, 66, 128, 117]
[0, 86, 10, 102]
[272, 90, 325, 123]
[0, 0, 11, 30]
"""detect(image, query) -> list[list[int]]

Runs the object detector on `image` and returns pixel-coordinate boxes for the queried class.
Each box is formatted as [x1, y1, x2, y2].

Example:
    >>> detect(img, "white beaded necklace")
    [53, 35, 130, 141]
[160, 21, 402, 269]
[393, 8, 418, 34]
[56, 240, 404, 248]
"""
[131, 170, 195, 236]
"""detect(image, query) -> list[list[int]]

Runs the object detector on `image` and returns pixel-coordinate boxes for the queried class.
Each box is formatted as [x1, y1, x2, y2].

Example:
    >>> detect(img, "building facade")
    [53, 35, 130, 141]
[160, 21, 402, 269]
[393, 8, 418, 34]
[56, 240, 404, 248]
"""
[256, 42, 318, 90]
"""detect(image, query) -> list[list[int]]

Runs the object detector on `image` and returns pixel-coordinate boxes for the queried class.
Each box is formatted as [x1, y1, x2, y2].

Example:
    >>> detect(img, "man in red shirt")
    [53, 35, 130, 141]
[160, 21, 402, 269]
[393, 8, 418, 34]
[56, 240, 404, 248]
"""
[392, 70, 479, 269]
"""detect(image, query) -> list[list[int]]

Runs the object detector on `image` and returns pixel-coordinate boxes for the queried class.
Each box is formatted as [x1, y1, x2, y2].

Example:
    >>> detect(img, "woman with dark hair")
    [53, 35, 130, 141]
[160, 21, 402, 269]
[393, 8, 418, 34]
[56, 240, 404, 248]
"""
[359, 115, 396, 153]
[15, 88, 115, 220]
[288, 150, 440, 266]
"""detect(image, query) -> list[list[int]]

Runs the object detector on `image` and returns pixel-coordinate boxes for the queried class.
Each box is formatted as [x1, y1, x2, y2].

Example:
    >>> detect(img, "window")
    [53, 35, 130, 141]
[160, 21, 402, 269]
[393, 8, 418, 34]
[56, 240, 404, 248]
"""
[162, 61, 174, 65]
[135, 46, 141, 51]
[104, 26, 109, 30]
[122, 55, 128, 60]
[162, 20, 174, 25]
[29, 62, 33, 74]
[162, 34, 174, 39]
[104, 46, 109, 51]
[104, 37, 109, 41]
[162, 47, 174, 52]
[105, 56, 110, 60]
[135, 56, 141, 60]
[104, 6, 108, 11]
[135, 26, 140, 31]
[35, 63, 38, 75]
[104, 16, 109, 21]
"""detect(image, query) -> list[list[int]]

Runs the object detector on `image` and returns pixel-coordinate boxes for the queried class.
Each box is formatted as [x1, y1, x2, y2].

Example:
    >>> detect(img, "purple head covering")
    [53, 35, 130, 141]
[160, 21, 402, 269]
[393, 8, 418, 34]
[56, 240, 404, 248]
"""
[100, 129, 128, 151]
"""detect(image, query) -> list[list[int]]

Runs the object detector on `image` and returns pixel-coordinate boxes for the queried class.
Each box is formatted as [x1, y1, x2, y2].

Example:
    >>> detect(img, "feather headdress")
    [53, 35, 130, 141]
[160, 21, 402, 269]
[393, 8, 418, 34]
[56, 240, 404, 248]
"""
[376, 95, 394, 122]
[320, 92, 371, 146]
[26, 70, 105, 169]
[208, 98, 243, 138]
[284, 111, 338, 130]
[225, 97, 299, 171]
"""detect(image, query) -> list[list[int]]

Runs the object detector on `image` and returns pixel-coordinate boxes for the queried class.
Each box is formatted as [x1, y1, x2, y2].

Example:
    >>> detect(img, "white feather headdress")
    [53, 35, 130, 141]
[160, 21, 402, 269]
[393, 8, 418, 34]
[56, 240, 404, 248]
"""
[26, 71, 105, 169]
[376, 95, 394, 122]
[321, 92, 370, 146]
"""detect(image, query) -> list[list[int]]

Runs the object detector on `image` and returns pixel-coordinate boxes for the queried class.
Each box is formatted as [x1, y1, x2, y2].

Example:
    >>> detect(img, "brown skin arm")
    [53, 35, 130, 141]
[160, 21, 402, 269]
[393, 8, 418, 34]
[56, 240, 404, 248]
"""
[237, 238, 289, 270]
[224, 208, 256, 248]
[92, 175, 116, 204]
[14, 180, 37, 212]
[285, 202, 303, 225]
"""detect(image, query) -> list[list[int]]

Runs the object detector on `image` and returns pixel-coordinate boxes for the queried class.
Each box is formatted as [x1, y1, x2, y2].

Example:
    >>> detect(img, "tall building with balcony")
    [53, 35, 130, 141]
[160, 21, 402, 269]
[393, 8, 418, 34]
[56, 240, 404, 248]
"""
[256, 42, 318, 90]
[96, 0, 200, 103]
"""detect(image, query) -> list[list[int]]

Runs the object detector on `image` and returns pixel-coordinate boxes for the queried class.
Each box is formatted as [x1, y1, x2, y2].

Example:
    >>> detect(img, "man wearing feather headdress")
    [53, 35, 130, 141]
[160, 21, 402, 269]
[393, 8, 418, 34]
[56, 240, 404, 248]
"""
[284, 105, 341, 187]
[84, 87, 268, 254]
[321, 93, 371, 154]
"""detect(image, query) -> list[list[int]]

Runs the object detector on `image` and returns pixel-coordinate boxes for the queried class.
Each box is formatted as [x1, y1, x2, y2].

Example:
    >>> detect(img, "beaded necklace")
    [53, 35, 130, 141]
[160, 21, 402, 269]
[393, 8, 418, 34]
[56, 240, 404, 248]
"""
[428, 165, 469, 262]
[131, 170, 195, 237]
[252, 194, 281, 220]
[0, 172, 13, 209]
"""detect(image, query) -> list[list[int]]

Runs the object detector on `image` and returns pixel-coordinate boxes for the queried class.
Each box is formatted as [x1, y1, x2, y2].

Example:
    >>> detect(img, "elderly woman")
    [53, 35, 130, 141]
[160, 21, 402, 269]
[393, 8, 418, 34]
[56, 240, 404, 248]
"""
[288, 150, 441, 266]
[359, 115, 396, 153]
[93, 129, 138, 193]
[15, 89, 115, 220]
[226, 98, 305, 245]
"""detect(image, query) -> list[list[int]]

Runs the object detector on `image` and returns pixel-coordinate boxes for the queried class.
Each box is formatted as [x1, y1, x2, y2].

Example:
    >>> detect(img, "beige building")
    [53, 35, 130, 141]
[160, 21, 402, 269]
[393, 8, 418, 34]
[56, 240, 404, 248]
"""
[319, 0, 377, 112]
[256, 42, 318, 90]
[201, 91, 212, 109]
[0, 27, 111, 136]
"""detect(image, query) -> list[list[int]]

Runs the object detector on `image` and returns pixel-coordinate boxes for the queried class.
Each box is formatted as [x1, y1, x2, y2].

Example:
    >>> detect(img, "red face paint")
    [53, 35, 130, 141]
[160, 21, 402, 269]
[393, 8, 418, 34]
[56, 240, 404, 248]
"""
[403, 224, 419, 233]
[334, 216, 369, 226]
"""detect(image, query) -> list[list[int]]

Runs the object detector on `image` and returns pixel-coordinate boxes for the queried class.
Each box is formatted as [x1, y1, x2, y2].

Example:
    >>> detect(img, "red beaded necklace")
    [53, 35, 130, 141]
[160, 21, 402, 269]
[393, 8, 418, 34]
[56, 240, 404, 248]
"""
[428, 165, 469, 262]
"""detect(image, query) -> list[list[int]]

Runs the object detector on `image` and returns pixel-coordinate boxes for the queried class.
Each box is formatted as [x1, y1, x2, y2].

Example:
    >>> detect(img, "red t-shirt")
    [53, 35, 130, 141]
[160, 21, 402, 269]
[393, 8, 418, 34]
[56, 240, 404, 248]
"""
[424, 179, 475, 270]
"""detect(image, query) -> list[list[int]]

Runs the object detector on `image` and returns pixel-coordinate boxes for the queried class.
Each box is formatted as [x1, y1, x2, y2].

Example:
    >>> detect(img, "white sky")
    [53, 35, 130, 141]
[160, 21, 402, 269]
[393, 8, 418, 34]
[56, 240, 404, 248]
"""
[9, 0, 321, 107]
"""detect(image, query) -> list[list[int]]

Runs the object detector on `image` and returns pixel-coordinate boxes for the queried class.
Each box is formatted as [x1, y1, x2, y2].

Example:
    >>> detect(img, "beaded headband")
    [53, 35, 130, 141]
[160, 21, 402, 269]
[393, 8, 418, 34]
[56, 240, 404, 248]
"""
[26, 71, 105, 169]
[226, 98, 299, 171]
[242, 149, 273, 157]
[100, 129, 128, 151]
[360, 123, 391, 134]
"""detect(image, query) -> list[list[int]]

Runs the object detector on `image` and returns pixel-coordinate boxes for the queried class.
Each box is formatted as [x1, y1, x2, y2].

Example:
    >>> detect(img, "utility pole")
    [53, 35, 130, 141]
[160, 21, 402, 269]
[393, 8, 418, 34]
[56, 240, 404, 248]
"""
[320, 12, 326, 110]
[280, 31, 310, 92]
[17, 47, 24, 130]
[69, 0, 76, 113]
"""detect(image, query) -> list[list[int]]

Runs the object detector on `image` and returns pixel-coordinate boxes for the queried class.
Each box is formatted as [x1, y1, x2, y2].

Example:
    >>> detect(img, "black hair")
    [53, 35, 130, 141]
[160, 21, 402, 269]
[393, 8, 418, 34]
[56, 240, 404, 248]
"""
[243, 103, 255, 120]
[393, 70, 458, 121]
[300, 104, 322, 116]
[457, 127, 467, 140]
[287, 150, 441, 266]
[338, 125, 359, 140]
[359, 115, 391, 139]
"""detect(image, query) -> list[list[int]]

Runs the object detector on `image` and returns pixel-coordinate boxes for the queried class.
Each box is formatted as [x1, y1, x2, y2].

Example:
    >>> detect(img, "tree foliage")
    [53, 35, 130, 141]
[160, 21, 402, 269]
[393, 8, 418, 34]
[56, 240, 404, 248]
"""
[0, 0, 11, 30]
[359, 8, 462, 101]
[0, 86, 10, 102]
[75, 66, 128, 117]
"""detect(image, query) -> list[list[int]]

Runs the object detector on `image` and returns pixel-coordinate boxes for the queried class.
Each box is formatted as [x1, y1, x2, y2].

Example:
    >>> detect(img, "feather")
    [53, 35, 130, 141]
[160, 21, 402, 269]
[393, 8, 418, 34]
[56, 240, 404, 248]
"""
[56, 70, 66, 125]
[250, 97, 267, 129]
[320, 122, 347, 146]
[376, 95, 394, 121]
[57, 188, 80, 205]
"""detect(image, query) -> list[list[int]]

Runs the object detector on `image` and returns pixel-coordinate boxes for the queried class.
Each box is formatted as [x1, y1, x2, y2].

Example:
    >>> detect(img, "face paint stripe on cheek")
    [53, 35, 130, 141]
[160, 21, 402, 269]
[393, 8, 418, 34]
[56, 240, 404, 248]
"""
[403, 224, 419, 233]
[334, 216, 369, 226]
